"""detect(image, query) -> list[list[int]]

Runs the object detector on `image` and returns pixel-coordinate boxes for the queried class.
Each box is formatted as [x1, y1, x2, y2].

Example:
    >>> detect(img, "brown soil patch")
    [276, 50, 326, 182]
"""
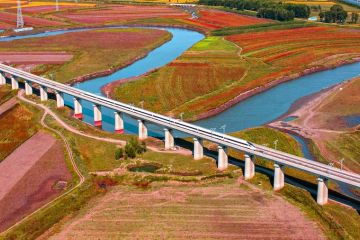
[49, 182, 324, 239]
[0, 131, 72, 231]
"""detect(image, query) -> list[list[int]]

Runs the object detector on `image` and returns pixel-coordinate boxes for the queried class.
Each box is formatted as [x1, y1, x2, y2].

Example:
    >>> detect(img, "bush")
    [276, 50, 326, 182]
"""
[115, 148, 123, 160]
[123, 138, 147, 159]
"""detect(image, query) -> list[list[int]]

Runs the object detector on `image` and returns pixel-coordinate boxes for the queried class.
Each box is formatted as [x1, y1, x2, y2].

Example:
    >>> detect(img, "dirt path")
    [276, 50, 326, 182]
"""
[17, 91, 191, 154]
[50, 180, 325, 240]
[1, 91, 85, 234]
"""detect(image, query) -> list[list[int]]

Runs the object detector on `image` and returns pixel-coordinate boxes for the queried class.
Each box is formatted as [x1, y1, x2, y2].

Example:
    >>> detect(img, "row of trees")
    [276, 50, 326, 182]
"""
[115, 138, 147, 160]
[198, 0, 311, 21]
[319, 5, 357, 24]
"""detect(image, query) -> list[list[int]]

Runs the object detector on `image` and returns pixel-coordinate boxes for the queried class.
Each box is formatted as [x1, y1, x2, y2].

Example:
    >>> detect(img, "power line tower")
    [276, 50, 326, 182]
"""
[56, 0, 59, 11]
[16, 0, 24, 28]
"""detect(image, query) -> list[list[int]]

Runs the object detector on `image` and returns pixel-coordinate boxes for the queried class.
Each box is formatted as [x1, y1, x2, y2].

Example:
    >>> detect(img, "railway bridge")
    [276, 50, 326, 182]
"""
[1, 63, 359, 206]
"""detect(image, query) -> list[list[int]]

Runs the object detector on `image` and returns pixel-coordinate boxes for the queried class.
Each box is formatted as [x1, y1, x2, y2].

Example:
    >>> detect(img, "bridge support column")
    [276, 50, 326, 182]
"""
[273, 163, 285, 191]
[40, 86, 48, 101]
[114, 111, 124, 134]
[73, 97, 83, 119]
[11, 75, 19, 90]
[93, 104, 102, 127]
[317, 178, 328, 205]
[164, 128, 174, 150]
[55, 91, 64, 108]
[0, 72, 6, 85]
[244, 154, 255, 180]
[193, 138, 204, 160]
[217, 146, 228, 170]
[138, 119, 147, 140]
[24, 80, 33, 96]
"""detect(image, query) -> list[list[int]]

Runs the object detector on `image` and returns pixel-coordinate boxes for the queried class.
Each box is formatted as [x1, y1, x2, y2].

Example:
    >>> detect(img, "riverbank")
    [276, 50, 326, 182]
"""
[194, 57, 360, 122]
[268, 76, 360, 174]
[109, 24, 360, 122]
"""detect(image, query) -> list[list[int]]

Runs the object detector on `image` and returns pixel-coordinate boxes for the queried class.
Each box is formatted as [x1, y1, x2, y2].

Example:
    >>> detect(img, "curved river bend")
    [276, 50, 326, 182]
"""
[3, 26, 360, 199]
[3, 27, 360, 136]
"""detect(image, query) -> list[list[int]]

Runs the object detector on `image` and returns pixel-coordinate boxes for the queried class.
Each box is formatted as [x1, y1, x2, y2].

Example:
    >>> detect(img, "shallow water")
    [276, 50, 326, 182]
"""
[344, 115, 360, 128]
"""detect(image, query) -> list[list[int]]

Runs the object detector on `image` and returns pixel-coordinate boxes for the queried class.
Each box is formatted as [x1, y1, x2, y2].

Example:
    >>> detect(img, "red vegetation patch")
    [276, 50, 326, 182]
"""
[0, 51, 72, 64]
[58, 5, 188, 24]
[168, 62, 210, 67]
[0, 132, 71, 231]
[186, 9, 270, 30]
[0, 12, 64, 29]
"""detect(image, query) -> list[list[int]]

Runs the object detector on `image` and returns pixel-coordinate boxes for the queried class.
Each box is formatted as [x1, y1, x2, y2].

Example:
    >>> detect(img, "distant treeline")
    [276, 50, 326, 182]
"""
[198, 0, 311, 21]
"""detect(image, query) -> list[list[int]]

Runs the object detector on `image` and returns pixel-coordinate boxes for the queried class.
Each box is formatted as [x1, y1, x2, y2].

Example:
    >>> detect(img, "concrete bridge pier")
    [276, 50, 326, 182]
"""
[164, 128, 174, 150]
[138, 119, 148, 140]
[0, 72, 5, 85]
[244, 154, 255, 180]
[93, 104, 102, 127]
[273, 163, 285, 191]
[193, 138, 204, 160]
[55, 91, 64, 108]
[40, 86, 48, 101]
[114, 111, 124, 133]
[24, 80, 33, 96]
[317, 177, 328, 205]
[73, 97, 83, 119]
[11, 75, 19, 90]
[217, 146, 228, 170]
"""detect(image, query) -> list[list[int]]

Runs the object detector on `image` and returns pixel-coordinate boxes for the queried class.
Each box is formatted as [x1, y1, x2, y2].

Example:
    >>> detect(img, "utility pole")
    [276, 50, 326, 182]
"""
[339, 158, 344, 170]
[220, 124, 226, 140]
[17, 0, 24, 29]
[180, 112, 184, 121]
[274, 139, 279, 150]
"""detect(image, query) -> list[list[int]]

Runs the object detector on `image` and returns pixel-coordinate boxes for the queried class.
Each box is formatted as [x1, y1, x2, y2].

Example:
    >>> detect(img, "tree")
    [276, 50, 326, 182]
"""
[351, 12, 359, 23]
[319, 11, 325, 22]
[324, 5, 348, 23]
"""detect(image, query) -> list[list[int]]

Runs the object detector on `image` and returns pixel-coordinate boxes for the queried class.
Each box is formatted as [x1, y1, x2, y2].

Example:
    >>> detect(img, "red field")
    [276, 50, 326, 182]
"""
[0, 52, 72, 64]
[0, 12, 65, 28]
[57, 5, 189, 25]
[186, 9, 271, 30]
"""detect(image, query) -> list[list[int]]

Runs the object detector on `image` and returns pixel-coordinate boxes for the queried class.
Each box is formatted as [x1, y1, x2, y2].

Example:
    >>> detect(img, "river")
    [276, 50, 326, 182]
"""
[3, 27, 360, 199]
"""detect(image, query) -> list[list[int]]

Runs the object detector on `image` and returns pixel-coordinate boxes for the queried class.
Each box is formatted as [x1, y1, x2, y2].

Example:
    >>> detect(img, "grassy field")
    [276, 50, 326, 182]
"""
[0, 28, 170, 84]
[112, 36, 248, 119]
[0, 103, 42, 162]
[112, 24, 360, 120]
[0, 85, 16, 105]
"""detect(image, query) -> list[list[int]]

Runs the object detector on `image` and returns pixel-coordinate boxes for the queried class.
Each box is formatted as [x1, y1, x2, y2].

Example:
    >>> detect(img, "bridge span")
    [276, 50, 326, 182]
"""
[1, 63, 359, 205]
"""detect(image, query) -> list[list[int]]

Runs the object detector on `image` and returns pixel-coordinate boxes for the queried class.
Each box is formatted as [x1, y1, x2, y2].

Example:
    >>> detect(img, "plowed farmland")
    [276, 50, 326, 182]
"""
[49, 182, 325, 239]
[112, 26, 360, 120]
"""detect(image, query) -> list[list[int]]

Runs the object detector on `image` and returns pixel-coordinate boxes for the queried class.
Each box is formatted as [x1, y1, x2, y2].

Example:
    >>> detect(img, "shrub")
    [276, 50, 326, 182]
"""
[115, 148, 123, 160]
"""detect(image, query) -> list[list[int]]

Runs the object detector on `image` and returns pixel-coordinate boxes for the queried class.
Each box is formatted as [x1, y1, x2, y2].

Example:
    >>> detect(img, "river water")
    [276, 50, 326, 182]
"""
[3, 27, 360, 198]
